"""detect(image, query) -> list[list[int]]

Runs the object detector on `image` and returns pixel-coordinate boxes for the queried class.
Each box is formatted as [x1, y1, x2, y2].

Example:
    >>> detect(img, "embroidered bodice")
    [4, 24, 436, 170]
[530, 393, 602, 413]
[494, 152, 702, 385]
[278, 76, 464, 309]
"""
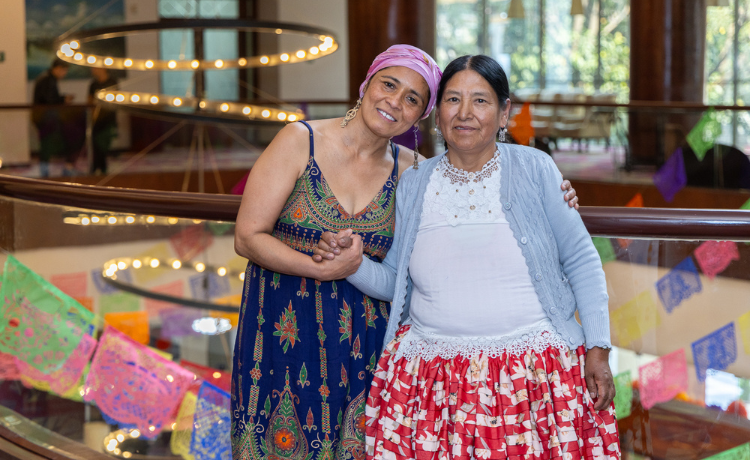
[272, 121, 398, 262]
[423, 150, 503, 226]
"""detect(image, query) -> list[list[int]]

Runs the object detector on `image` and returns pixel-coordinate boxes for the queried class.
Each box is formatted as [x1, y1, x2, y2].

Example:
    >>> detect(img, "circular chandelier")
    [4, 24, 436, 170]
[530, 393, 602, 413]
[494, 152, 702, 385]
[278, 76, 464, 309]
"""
[101, 257, 241, 312]
[55, 19, 338, 70]
[95, 90, 303, 123]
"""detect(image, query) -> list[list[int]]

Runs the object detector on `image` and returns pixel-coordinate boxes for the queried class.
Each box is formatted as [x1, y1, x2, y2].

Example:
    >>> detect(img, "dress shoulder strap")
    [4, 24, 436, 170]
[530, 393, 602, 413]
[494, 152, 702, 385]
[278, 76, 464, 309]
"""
[298, 120, 314, 158]
[390, 141, 400, 178]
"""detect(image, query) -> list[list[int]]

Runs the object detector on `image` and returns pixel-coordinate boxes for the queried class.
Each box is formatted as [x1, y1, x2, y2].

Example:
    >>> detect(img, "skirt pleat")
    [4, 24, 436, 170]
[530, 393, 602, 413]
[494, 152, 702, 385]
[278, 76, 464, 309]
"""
[366, 325, 621, 460]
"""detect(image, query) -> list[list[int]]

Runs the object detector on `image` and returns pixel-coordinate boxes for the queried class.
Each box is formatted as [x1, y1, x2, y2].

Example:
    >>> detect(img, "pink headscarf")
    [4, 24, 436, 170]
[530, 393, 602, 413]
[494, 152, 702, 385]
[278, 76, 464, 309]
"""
[358, 44, 442, 120]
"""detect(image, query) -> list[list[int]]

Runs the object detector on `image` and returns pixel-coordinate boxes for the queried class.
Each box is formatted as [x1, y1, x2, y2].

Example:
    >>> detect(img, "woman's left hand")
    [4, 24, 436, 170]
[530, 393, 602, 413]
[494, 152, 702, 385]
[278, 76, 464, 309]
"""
[561, 176, 579, 210]
[585, 346, 615, 411]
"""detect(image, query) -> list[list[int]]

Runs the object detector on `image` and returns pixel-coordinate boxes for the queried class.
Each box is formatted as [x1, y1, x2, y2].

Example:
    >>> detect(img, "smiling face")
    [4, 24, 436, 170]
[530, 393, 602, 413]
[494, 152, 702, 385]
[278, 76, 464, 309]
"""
[436, 69, 511, 156]
[359, 67, 429, 138]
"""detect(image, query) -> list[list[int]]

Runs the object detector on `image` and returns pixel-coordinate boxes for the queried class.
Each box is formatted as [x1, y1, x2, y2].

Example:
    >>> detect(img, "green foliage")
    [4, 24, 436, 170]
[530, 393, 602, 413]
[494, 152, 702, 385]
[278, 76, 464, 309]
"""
[436, 0, 630, 100]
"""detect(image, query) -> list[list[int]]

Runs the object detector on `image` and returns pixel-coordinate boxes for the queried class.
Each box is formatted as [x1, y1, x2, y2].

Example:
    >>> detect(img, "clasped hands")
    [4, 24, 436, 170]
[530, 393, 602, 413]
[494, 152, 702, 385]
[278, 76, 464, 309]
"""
[312, 229, 362, 280]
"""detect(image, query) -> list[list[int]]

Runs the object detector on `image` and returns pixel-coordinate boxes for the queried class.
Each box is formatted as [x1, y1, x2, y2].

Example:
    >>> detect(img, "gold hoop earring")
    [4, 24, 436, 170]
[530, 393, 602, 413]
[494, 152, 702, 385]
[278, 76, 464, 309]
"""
[412, 126, 420, 170]
[340, 99, 361, 127]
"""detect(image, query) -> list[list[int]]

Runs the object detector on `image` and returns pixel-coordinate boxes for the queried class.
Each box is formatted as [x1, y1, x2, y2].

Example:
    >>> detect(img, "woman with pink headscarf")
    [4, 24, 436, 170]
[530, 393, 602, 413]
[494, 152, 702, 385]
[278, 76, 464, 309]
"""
[231, 45, 576, 459]
[231, 45, 443, 460]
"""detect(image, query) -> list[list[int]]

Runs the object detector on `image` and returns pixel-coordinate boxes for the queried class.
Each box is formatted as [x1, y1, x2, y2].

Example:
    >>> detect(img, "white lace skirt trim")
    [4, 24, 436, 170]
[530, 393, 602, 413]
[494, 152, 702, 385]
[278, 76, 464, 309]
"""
[394, 318, 568, 361]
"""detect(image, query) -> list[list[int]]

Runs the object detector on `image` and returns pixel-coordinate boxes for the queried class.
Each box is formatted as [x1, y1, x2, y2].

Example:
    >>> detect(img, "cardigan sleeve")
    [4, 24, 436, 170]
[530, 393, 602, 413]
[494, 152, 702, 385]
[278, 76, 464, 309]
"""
[345, 167, 413, 301]
[538, 155, 612, 349]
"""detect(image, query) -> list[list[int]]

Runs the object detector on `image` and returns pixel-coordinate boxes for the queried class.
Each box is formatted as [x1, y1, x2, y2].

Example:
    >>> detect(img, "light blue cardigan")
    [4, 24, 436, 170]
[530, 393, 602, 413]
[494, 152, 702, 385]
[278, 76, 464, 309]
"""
[347, 143, 611, 352]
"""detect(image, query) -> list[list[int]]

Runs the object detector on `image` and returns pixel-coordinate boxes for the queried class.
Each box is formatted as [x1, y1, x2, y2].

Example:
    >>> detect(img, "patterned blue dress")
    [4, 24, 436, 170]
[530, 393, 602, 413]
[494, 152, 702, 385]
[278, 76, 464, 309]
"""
[231, 121, 398, 460]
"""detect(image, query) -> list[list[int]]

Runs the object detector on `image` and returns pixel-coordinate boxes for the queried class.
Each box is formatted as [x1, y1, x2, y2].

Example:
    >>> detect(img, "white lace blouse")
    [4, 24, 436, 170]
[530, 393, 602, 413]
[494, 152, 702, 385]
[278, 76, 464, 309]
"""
[400, 150, 567, 361]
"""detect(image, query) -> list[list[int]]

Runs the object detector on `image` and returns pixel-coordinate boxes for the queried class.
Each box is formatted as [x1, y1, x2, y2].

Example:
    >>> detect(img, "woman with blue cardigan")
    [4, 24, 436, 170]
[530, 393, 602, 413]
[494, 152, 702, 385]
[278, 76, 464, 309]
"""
[316, 55, 620, 460]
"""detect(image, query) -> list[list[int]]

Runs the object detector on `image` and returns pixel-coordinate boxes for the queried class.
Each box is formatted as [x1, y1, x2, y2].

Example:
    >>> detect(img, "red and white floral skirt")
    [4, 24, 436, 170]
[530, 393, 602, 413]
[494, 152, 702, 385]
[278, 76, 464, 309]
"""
[365, 325, 621, 460]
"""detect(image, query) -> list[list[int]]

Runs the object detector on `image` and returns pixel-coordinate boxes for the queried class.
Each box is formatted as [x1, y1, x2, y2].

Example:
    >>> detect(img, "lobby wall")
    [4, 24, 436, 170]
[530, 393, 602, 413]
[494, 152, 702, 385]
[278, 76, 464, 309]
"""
[277, 0, 348, 101]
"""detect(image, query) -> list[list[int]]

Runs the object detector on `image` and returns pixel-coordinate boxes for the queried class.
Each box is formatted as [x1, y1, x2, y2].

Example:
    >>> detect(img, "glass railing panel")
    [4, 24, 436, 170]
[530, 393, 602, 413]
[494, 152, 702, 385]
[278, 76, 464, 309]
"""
[592, 235, 750, 459]
[0, 194, 242, 458]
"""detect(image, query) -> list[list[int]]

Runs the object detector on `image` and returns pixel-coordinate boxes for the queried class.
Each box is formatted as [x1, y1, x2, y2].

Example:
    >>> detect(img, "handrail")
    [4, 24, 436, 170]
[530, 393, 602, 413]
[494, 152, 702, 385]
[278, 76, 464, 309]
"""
[0, 405, 110, 460]
[3, 100, 749, 111]
[1, 174, 749, 239]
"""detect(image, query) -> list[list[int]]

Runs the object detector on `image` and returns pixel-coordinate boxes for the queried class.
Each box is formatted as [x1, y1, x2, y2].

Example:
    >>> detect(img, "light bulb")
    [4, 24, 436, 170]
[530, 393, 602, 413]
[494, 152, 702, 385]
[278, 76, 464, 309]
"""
[87, 56, 96, 64]
[74, 53, 83, 61]
[191, 60, 200, 69]
[242, 107, 251, 115]
[130, 94, 140, 103]
[168, 60, 177, 69]
[195, 263, 206, 272]
[220, 103, 229, 112]
[173, 98, 182, 107]
[81, 217, 90, 225]
[275, 28, 283, 34]
[146, 215, 155, 223]
[125, 215, 135, 223]
[117, 261, 127, 270]
[150, 96, 159, 104]
[108, 216, 117, 224]
[288, 114, 298, 122]
[239, 272, 245, 281]
[132, 259, 142, 269]
[310, 47, 319, 55]
[217, 267, 227, 276]
[105, 94, 115, 102]
[172, 260, 181, 269]
[115, 94, 125, 102]
[278, 112, 287, 121]
[104, 57, 114, 66]
[238, 58, 247, 66]
[280, 53, 289, 62]
[91, 216, 100, 223]
[215, 59, 224, 68]
[260, 56, 269, 65]
[145, 60, 154, 69]
[262, 110, 270, 118]
[296, 50, 306, 59]
[124, 59, 133, 67]
[150, 259, 160, 268]
[70, 41, 79, 49]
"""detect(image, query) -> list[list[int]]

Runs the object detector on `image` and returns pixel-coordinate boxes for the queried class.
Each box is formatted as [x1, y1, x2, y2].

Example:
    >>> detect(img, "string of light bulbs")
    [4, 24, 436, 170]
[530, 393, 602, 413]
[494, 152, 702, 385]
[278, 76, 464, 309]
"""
[95, 90, 303, 122]
[55, 20, 338, 71]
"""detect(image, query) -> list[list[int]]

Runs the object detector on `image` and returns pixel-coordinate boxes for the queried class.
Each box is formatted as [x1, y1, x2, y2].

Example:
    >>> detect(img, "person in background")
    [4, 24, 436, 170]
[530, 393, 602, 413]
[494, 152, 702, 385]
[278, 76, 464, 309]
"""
[32, 58, 72, 177]
[88, 67, 118, 175]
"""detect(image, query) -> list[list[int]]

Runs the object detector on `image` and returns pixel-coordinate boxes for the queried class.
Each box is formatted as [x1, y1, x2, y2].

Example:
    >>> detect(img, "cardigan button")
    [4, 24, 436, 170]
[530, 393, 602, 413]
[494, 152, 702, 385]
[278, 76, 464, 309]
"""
[521, 237, 528, 244]
[504, 202, 512, 210]
[534, 273, 542, 281]
[569, 337, 576, 344]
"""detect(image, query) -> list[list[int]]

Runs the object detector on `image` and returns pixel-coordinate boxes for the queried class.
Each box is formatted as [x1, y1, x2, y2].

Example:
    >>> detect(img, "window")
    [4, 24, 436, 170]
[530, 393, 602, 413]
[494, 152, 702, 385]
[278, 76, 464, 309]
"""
[158, 0, 239, 101]
[436, 0, 631, 101]
[705, 0, 750, 151]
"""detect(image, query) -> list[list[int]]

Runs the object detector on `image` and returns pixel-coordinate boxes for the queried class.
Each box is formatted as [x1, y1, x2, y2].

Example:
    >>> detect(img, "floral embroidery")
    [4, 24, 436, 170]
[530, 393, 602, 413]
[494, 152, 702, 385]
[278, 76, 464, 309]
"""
[274, 302, 300, 353]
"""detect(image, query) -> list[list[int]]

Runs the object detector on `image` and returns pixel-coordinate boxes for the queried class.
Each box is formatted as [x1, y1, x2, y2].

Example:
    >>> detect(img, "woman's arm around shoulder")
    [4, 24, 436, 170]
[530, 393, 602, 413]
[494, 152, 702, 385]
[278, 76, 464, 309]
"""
[235, 122, 362, 280]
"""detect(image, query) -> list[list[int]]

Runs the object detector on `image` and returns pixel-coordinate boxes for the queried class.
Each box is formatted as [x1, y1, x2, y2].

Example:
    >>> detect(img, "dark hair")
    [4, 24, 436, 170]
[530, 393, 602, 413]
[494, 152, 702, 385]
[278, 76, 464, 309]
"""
[436, 55, 510, 108]
[51, 58, 70, 69]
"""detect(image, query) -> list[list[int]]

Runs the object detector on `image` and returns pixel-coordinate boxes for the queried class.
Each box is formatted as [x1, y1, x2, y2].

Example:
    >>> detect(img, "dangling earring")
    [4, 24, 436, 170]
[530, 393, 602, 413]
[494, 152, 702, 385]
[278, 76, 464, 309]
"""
[412, 126, 420, 170]
[340, 99, 361, 127]
[436, 127, 443, 143]
[498, 126, 507, 142]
